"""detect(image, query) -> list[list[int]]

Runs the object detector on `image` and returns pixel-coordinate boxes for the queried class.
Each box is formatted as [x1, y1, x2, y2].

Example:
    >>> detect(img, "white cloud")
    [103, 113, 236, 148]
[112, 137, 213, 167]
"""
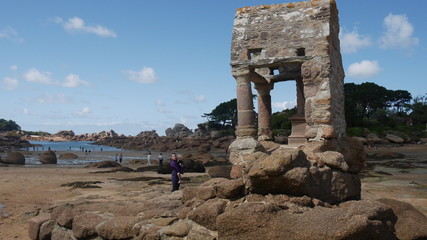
[194, 95, 206, 102]
[34, 93, 72, 104]
[123, 67, 158, 84]
[380, 13, 419, 49]
[0, 27, 24, 42]
[272, 100, 297, 111]
[157, 108, 171, 113]
[339, 29, 371, 54]
[347, 60, 381, 79]
[1, 77, 19, 90]
[22, 108, 36, 115]
[62, 74, 90, 88]
[10, 65, 18, 71]
[76, 107, 92, 116]
[23, 68, 55, 85]
[55, 17, 117, 38]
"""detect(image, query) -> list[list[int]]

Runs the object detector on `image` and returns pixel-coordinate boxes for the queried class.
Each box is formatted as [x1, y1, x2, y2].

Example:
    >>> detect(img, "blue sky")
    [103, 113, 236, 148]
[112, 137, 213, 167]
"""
[1, 0, 425, 136]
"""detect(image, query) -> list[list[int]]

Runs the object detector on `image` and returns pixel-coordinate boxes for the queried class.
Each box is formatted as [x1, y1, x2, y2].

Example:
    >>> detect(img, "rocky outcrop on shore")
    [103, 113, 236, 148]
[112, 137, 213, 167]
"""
[0, 151, 25, 165]
[28, 177, 427, 240]
[229, 137, 365, 204]
[165, 124, 192, 138]
[39, 151, 57, 164]
[21, 124, 235, 153]
[23, 129, 120, 142]
[95, 131, 234, 153]
[360, 132, 415, 145]
[0, 132, 32, 151]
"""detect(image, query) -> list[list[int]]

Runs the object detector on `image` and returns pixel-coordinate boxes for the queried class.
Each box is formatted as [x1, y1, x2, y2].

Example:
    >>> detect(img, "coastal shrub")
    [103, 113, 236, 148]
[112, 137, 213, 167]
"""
[347, 127, 365, 137]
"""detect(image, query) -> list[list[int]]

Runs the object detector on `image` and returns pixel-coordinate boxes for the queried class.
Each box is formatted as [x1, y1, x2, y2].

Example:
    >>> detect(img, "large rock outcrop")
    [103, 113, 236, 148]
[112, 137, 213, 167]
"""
[378, 198, 427, 240]
[165, 124, 192, 138]
[0, 132, 32, 150]
[29, 178, 427, 240]
[1, 151, 25, 165]
[39, 151, 57, 164]
[232, 137, 365, 204]
[216, 199, 398, 240]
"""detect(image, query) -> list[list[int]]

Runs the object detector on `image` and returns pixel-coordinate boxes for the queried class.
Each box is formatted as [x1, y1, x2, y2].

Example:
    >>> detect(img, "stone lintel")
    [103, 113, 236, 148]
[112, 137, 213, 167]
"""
[231, 56, 313, 69]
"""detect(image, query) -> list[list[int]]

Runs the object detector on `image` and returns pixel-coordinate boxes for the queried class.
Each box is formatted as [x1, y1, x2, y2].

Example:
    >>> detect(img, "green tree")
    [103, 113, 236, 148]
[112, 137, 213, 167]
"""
[344, 82, 413, 128]
[409, 94, 427, 125]
[388, 90, 412, 113]
[0, 119, 21, 132]
[271, 107, 297, 130]
[355, 82, 390, 118]
[202, 98, 237, 129]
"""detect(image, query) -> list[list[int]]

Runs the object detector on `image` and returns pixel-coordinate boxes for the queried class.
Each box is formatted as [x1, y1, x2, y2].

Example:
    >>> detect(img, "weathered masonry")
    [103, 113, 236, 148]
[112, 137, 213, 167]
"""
[230, 0, 345, 149]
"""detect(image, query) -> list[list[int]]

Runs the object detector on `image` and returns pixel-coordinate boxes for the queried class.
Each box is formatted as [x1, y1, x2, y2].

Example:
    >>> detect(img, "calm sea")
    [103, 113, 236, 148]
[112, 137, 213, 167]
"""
[27, 140, 121, 152]
[19, 141, 132, 166]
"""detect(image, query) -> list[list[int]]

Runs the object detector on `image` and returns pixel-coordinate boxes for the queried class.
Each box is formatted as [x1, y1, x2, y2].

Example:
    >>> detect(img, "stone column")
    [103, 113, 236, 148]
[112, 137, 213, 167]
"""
[295, 77, 305, 116]
[255, 82, 273, 141]
[233, 67, 257, 138]
[228, 67, 263, 166]
[288, 77, 307, 146]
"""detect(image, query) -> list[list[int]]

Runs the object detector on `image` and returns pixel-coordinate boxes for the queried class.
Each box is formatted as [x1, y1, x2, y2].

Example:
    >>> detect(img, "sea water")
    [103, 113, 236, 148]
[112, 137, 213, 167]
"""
[20, 141, 130, 166]
[27, 140, 121, 152]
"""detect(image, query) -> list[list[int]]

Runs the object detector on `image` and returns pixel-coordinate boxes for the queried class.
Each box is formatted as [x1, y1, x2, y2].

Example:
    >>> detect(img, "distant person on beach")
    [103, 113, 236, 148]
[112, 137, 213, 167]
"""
[115, 154, 118, 162]
[147, 151, 152, 166]
[170, 153, 183, 192]
[119, 153, 123, 163]
[158, 153, 164, 166]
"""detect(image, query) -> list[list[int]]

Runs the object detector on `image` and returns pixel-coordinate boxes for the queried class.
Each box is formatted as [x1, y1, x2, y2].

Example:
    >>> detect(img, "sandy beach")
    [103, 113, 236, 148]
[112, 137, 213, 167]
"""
[0, 145, 426, 239]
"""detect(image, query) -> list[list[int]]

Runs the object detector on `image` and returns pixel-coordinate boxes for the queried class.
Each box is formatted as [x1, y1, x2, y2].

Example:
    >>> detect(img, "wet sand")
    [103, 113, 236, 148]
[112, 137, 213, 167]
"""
[361, 144, 427, 216]
[0, 145, 426, 239]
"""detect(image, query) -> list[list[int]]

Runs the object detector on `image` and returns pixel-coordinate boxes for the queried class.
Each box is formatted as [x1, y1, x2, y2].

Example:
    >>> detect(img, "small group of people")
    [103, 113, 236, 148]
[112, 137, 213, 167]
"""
[113, 151, 183, 192]
[155, 152, 183, 192]
[151, 151, 184, 192]
[114, 153, 123, 163]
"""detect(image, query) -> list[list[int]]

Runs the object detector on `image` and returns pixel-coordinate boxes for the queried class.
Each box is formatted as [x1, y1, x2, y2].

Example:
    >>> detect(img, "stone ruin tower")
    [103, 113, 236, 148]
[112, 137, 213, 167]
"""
[229, 0, 365, 204]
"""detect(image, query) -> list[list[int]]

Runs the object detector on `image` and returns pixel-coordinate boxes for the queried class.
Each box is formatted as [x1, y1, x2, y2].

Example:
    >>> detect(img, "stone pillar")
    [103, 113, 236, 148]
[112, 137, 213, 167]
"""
[295, 77, 305, 116]
[255, 82, 274, 141]
[228, 67, 263, 166]
[288, 77, 307, 146]
[233, 67, 257, 138]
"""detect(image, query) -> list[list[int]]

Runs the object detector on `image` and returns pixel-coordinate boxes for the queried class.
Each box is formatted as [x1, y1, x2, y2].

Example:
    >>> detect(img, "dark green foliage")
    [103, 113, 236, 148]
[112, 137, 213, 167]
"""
[344, 82, 416, 128]
[0, 119, 21, 132]
[347, 127, 367, 137]
[408, 95, 427, 125]
[202, 98, 237, 129]
[271, 107, 297, 135]
[21, 130, 51, 136]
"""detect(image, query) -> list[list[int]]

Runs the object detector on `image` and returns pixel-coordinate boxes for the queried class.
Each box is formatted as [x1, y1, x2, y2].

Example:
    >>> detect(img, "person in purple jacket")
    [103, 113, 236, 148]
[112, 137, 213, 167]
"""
[170, 153, 183, 192]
